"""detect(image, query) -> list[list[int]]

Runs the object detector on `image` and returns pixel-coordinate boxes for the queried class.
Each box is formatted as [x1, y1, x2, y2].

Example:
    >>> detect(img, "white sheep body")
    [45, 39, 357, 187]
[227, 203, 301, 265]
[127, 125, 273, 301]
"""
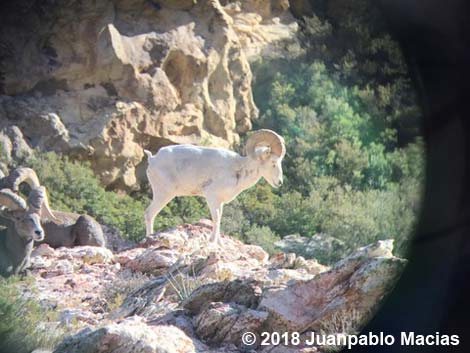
[147, 145, 261, 200]
[144, 137, 284, 244]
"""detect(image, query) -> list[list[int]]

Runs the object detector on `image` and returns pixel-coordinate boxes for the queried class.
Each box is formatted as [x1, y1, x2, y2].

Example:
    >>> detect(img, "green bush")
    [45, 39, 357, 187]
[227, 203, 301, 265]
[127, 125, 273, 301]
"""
[0, 276, 64, 353]
[244, 225, 281, 256]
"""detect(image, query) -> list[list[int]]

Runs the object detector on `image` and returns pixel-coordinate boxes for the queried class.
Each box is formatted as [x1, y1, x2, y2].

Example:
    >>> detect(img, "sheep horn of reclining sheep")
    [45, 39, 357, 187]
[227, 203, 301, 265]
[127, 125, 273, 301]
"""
[27, 186, 61, 224]
[0, 188, 27, 211]
[2, 167, 41, 192]
[3, 167, 61, 224]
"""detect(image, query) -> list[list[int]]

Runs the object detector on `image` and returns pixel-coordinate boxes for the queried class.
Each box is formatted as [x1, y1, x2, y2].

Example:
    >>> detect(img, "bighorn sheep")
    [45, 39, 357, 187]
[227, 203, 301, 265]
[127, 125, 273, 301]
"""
[37, 210, 106, 248]
[144, 129, 286, 244]
[0, 186, 51, 277]
[0, 167, 106, 249]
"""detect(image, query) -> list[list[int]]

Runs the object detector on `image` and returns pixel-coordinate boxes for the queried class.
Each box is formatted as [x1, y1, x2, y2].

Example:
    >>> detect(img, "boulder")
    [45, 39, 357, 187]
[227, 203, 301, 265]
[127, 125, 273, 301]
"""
[127, 249, 180, 274]
[56, 246, 114, 264]
[260, 240, 407, 332]
[183, 279, 263, 314]
[53, 317, 196, 353]
[194, 302, 268, 346]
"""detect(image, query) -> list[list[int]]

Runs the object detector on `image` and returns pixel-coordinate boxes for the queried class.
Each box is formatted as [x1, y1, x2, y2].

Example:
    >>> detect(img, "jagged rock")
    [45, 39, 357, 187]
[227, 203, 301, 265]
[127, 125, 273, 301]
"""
[293, 256, 330, 275]
[269, 252, 297, 269]
[144, 229, 189, 250]
[183, 279, 263, 315]
[110, 277, 171, 320]
[59, 308, 99, 326]
[41, 259, 75, 277]
[127, 249, 180, 274]
[266, 268, 315, 285]
[56, 246, 114, 264]
[0, 125, 34, 162]
[259, 240, 407, 332]
[244, 244, 270, 263]
[53, 317, 197, 353]
[268, 252, 329, 275]
[0, 0, 299, 189]
[194, 302, 268, 346]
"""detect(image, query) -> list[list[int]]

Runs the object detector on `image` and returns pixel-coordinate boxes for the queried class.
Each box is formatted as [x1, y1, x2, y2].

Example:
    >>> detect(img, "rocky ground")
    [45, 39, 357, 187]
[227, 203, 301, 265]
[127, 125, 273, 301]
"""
[21, 219, 406, 353]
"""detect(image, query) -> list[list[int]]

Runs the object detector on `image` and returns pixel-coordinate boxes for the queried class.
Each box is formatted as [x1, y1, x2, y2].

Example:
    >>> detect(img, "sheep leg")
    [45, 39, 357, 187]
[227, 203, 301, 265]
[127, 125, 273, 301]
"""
[206, 197, 224, 245]
[144, 193, 173, 237]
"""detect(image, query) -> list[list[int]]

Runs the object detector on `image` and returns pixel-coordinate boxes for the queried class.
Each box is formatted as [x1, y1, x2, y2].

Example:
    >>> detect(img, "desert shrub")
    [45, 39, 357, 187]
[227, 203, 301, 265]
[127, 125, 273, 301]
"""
[316, 180, 421, 256]
[0, 276, 65, 353]
[221, 198, 251, 239]
[166, 269, 210, 303]
[244, 225, 281, 255]
[247, 17, 425, 261]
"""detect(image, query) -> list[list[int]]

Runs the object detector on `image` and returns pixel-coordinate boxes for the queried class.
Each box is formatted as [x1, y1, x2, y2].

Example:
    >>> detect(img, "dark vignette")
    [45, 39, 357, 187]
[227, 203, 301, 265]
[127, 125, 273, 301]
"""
[351, 0, 470, 352]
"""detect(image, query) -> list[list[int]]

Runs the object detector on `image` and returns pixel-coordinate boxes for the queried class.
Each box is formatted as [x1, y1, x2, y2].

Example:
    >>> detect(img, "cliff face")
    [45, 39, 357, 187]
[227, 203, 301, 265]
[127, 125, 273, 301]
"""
[0, 0, 298, 189]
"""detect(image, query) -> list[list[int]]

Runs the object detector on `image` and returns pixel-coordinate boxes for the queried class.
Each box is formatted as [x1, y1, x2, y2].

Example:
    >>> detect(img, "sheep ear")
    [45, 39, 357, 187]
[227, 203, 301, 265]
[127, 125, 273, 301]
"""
[254, 146, 271, 160]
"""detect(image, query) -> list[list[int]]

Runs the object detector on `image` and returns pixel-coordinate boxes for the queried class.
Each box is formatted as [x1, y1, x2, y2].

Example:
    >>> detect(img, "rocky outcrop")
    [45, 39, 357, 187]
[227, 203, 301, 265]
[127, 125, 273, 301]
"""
[23, 221, 406, 352]
[259, 240, 406, 334]
[0, 0, 299, 189]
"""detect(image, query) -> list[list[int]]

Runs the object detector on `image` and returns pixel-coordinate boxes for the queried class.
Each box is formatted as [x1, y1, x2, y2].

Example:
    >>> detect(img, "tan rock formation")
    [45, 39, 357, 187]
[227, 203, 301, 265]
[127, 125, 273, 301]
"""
[0, 0, 298, 189]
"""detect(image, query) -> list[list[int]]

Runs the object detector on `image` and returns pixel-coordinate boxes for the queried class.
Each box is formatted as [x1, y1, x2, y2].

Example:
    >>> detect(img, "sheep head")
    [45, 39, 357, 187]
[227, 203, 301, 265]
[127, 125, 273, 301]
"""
[245, 129, 286, 188]
[0, 188, 44, 242]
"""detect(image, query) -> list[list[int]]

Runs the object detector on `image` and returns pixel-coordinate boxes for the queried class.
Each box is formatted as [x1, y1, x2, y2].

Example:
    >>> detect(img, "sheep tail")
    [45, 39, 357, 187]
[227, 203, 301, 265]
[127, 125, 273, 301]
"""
[143, 149, 153, 160]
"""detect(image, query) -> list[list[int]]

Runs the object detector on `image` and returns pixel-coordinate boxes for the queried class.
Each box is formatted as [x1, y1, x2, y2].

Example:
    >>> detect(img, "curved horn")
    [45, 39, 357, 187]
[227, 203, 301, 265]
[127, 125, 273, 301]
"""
[27, 186, 61, 224]
[245, 129, 286, 160]
[2, 167, 41, 192]
[0, 188, 27, 211]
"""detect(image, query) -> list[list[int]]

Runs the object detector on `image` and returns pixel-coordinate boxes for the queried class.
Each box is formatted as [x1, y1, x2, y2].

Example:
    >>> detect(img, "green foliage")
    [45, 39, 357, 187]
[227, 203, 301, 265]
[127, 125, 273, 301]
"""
[244, 225, 281, 256]
[230, 0, 425, 262]
[25, 152, 208, 242]
[0, 276, 64, 353]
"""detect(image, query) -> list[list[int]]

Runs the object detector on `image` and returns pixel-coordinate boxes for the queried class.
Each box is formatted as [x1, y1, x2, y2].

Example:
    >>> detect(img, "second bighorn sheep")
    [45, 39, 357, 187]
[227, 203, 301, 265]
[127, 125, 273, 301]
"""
[144, 129, 286, 244]
[0, 168, 106, 249]
[38, 210, 106, 248]
[0, 187, 52, 277]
